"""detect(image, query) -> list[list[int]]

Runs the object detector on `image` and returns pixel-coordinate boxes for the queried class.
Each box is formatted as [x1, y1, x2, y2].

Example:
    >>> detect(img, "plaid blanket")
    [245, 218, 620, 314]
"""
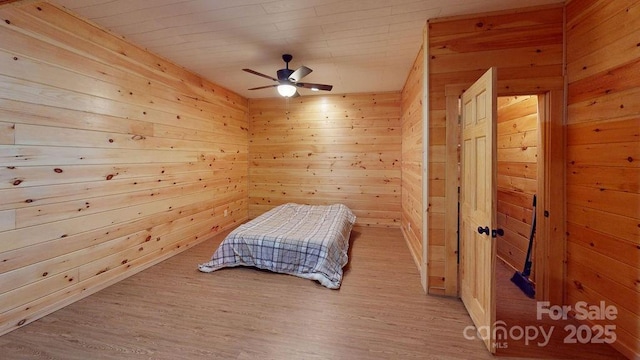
[198, 203, 356, 289]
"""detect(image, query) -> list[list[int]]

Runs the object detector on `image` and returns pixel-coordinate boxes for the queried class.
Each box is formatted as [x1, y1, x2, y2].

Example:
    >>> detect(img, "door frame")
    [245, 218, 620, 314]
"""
[444, 84, 565, 305]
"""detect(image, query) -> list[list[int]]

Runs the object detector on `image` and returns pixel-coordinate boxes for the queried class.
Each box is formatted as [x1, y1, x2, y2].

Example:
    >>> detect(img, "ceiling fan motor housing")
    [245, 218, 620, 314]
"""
[277, 68, 294, 82]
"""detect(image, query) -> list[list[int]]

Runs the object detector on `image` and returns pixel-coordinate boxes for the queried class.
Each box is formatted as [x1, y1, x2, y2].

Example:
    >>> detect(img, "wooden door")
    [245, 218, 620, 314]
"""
[459, 68, 497, 353]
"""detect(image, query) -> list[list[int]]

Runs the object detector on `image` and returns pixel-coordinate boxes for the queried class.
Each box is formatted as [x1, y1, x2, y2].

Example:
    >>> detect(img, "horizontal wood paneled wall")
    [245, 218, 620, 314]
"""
[247, 93, 401, 227]
[566, 0, 640, 358]
[401, 43, 424, 270]
[496, 95, 538, 274]
[427, 5, 564, 294]
[0, 1, 248, 335]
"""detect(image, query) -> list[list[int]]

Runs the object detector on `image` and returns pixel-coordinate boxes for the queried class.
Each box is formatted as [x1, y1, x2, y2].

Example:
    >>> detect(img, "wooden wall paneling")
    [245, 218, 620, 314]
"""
[565, 222, 637, 270]
[567, 165, 640, 193]
[14, 180, 214, 228]
[401, 42, 424, 272]
[0, 10, 246, 130]
[0, 221, 211, 336]
[566, 0, 640, 358]
[441, 83, 467, 297]
[0, 268, 79, 313]
[13, 123, 220, 152]
[427, 5, 564, 295]
[428, 5, 564, 37]
[567, 118, 640, 145]
[566, 204, 638, 244]
[566, 0, 640, 83]
[567, 242, 639, 306]
[1, 189, 216, 253]
[431, 45, 563, 75]
[0, 121, 14, 144]
[567, 142, 639, 168]
[248, 93, 401, 228]
[0, 170, 212, 210]
[567, 87, 640, 125]
[0, 197, 230, 332]
[251, 156, 402, 170]
[153, 123, 248, 146]
[0, 74, 210, 135]
[0, 198, 219, 275]
[0, 227, 148, 294]
[0, 161, 211, 190]
[566, 260, 638, 315]
[0, 145, 200, 167]
[0, 1, 248, 336]
[0, 100, 155, 137]
[565, 282, 640, 358]
[0, 209, 15, 232]
[496, 95, 538, 273]
[444, 89, 460, 296]
[77, 215, 216, 281]
[0, 49, 196, 121]
[566, 184, 639, 218]
[566, 57, 640, 106]
[566, 243, 640, 354]
[498, 198, 534, 224]
[10, 2, 246, 108]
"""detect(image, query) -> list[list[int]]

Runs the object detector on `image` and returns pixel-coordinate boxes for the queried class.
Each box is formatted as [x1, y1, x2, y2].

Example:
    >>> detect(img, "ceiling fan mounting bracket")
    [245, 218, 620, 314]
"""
[282, 54, 293, 65]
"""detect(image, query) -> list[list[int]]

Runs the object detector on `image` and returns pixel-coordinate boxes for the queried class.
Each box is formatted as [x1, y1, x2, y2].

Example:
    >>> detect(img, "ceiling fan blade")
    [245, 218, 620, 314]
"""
[248, 84, 278, 90]
[292, 91, 301, 98]
[296, 82, 333, 91]
[243, 68, 278, 82]
[288, 66, 312, 82]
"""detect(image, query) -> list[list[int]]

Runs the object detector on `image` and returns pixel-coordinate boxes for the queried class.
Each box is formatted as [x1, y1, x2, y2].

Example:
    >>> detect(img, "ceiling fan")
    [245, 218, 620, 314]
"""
[243, 54, 333, 97]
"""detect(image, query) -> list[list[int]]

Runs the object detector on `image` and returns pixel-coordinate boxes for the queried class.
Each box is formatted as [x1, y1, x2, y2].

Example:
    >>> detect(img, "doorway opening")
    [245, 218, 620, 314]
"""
[495, 95, 538, 281]
[494, 94, 540, 353]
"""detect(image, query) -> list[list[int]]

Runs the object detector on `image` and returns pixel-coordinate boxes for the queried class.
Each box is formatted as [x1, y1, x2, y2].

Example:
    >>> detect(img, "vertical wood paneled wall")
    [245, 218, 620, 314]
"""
[496, 95, 538, 273]
[401, 44, 424, 268]
[0, 2, 248, 335]
[427, 6, 564, 294]
[566, 0, 640, 358]
[247, 94, 401, 227]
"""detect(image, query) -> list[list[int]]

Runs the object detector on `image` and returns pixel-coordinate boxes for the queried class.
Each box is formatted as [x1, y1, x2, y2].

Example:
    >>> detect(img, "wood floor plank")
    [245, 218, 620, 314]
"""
[495, 260, 625, 359]
[0, 227, 625, 359]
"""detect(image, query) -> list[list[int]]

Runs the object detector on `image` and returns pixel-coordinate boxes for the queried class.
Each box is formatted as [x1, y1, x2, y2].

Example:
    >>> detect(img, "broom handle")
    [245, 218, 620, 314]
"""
[522, 195, 536, 277]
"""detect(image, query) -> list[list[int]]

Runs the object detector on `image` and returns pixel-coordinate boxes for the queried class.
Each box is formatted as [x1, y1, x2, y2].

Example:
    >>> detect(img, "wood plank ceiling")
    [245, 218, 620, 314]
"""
[50, 0, 564, 98]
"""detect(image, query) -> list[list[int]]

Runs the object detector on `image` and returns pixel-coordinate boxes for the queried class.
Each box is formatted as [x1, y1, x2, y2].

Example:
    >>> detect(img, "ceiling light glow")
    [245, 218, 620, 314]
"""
[277, 84, 297, 97]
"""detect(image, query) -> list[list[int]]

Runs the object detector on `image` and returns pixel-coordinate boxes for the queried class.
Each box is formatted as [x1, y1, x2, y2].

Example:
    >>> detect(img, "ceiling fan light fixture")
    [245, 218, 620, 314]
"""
[244, 54, 332, 97]
[277, 84, 297, 97]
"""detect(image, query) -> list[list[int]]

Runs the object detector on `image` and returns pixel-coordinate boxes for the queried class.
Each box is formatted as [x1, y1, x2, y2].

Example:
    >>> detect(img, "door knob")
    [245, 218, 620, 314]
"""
[477, 226, 490, 235]
[492, 228, 504, 237]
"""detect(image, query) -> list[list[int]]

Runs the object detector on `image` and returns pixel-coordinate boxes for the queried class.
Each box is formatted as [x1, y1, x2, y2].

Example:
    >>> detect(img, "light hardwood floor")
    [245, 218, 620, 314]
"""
[0, 227, 624, 359]
[495, 259, 624, 359]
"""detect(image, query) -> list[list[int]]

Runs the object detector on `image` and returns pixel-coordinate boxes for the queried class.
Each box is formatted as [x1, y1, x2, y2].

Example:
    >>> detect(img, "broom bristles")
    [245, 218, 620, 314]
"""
[511, 271, 535, 299]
